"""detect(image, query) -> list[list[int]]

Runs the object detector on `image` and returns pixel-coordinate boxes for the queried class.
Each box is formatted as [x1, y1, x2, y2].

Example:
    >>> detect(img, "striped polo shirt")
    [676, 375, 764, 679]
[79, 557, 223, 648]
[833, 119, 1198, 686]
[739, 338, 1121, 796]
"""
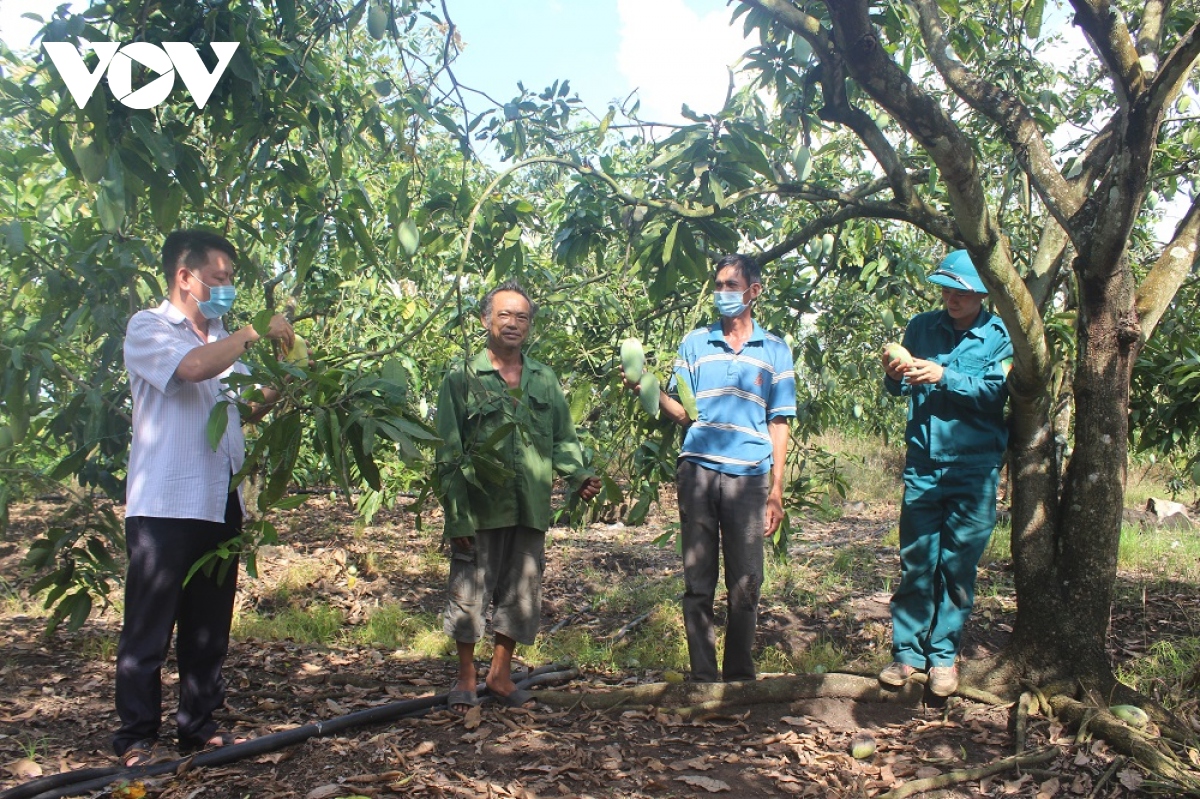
[671, 320, 797, 475]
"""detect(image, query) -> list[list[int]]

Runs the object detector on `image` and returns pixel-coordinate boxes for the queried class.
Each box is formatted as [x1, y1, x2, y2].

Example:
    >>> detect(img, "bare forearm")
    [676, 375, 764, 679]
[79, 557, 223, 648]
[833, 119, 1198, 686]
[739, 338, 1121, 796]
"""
[175, 325, 259, 383]
[658, 390, 692, 428]
[175, 315, 294, 384]
[768, 419, 789, 497]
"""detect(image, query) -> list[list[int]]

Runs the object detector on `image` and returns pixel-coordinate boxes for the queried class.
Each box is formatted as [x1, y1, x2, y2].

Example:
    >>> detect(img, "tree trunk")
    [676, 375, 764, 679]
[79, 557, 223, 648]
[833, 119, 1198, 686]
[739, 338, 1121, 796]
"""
[998, 254, 1139, 692]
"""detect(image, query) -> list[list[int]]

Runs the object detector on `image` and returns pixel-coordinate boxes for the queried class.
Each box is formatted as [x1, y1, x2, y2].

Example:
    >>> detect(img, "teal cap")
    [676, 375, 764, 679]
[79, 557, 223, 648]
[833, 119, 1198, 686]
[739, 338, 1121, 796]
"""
[928, 250, 987, 294]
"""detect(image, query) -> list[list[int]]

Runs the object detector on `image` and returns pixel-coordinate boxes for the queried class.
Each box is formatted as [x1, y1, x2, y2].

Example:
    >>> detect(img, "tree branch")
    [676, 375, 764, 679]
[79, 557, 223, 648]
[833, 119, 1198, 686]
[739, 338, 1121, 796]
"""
[822, 0, 997, 251]
[1137, 0, 1169, 57]
[876, 748, 1060, 799]
[756, 198, 958, 267]
[911, 0, 1082, 227]
[744, 0, 919, 207]
[1145, 21, 1200, 127]
[1069, 0, 1147, 105]
[1135, 192, 1200, 340]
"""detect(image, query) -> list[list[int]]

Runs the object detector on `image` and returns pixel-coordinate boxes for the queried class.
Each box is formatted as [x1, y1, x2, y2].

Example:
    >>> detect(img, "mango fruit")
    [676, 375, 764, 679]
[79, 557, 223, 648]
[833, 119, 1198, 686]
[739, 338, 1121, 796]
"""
[638, 373, 660, 419]
[1110, 704, 1149, 728]
[367, 2, 388, 39]
[883, 342, 913, 367]
[73, 140, 106, 184]
[285, 334, 309, 365]
[620, 337, 645, 383]
[849, 731, 876, 759]
[398, 218, 420, 256]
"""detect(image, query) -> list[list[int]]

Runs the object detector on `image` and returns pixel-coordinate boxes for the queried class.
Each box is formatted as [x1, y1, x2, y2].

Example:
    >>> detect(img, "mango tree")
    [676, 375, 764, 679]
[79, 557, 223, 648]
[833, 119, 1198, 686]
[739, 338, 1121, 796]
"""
[486, 0, 1199, 774]
[0, 0, 483, 627]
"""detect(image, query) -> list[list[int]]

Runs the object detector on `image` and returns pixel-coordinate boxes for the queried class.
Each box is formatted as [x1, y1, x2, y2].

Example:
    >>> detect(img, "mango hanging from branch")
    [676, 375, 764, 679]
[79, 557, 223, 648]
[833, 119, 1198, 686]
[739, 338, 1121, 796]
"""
[620, 337, 645, 383]
[284, 334, 309, 365]
[367, 1, 388, 39]
[638, 373, 660, 419]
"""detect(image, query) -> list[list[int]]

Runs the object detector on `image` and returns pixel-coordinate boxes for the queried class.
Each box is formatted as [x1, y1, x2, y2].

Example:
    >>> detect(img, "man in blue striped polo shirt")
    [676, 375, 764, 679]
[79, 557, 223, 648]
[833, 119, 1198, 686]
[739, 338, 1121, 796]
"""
[651, 254, 797, 682]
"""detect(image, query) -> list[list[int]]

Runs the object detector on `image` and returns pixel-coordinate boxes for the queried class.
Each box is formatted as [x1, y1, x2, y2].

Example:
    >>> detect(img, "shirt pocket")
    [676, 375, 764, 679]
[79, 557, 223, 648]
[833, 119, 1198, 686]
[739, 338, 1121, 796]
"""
[949, 354, 989, 377]
[464, 391, 509, 446]
[525, 390, 555, 447]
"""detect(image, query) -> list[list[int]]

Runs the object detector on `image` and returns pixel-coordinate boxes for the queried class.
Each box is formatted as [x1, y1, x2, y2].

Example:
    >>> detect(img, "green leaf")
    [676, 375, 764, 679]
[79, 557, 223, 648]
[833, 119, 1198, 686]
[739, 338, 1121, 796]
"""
[49, 447, 90, 481]
[129, 116, 176, 170]
[348, 422, 382, 490]
[1023, 0, 1045, 38]
[272, 494, 310, 510]
[253, 309, 275, 337]
[206, 401, 231, 452]
[65, 591, 93, 631]
[149, 180, 184, 232]
[663, 221, 679, 266]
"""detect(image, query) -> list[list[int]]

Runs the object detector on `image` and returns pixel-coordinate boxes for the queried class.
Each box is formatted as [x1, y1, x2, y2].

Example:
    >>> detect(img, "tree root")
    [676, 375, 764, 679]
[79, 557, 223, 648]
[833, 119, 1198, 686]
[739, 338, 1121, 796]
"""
[1050, 694, 1200, 795]
[876, 747, 1059, 799]
[533, 673, 924, 711]
[532, 672, 1200, 794]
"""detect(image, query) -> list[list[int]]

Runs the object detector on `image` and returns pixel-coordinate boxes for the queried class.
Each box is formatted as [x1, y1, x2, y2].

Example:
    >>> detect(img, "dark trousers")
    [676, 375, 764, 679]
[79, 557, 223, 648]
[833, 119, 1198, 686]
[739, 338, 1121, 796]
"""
[677, 460, 767, 682]
[113, 493, 241, 755]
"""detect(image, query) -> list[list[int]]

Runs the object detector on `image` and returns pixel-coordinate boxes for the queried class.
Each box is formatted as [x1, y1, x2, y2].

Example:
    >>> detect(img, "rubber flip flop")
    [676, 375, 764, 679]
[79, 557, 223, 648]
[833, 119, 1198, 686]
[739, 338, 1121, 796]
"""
[490, 687, 536, 708]
[447, 689, 481, 714]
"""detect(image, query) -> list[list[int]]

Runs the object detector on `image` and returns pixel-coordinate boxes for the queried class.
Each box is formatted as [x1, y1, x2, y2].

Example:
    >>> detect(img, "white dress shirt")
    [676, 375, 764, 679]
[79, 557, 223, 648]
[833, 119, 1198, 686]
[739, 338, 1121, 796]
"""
[124, 301, 248, 522]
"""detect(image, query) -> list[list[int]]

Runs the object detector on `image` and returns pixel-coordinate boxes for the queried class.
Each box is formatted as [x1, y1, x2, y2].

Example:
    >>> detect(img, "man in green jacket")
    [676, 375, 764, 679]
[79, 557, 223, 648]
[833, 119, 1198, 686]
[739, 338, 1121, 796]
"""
[435, 281, 602, 712]
[879, 250, 1012, 697]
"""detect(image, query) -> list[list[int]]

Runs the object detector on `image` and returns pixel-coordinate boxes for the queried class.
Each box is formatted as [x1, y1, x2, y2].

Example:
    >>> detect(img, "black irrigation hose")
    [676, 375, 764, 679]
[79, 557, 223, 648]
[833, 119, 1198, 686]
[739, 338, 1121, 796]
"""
[2, 663, 575, 799]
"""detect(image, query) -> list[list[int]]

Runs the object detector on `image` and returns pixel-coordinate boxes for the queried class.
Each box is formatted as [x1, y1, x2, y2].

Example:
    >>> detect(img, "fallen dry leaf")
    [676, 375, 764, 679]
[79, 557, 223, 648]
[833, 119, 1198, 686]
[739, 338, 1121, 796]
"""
[675, 774, 731, 792]
[461, 704, 483, 730]
[304, 785, 344, 799]
[0, 708, 38, 723]
[4, 758, 42, 778]
[1118, 769, 1144, 791]
[1036, 775, 1060, 798]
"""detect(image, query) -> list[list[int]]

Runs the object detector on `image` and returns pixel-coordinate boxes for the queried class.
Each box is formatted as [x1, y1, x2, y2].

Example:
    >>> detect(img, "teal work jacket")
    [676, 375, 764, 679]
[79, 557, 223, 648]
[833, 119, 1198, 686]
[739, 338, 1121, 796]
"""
[884, 308, 1012, 468]
[435, 349, 593, 538]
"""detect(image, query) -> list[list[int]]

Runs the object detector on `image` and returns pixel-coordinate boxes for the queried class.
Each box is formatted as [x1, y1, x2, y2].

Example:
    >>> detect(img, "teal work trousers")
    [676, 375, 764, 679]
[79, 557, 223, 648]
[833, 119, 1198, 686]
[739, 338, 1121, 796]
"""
[891, 461, 1000, 668]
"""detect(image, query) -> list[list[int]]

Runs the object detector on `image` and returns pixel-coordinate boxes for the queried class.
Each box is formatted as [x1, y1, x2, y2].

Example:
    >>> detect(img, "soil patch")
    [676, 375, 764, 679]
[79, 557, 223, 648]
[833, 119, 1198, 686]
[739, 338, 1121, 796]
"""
[0, 495, 1192, 798]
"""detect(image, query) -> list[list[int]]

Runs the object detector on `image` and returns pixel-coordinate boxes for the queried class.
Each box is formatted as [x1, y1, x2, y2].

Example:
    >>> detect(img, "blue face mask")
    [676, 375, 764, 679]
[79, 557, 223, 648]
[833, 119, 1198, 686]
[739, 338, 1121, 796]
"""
[714, 290, 748, 318]
[191, 273, 236, 319]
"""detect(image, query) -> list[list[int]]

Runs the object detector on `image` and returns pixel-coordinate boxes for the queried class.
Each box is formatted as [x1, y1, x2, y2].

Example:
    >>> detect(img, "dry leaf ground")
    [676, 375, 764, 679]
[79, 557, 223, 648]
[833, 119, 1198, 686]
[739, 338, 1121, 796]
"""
[0, 493, 1192, 798]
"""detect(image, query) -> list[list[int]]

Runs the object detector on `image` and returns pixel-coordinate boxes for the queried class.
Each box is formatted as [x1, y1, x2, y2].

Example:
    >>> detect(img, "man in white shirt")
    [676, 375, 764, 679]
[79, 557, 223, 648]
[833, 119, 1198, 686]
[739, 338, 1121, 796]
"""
[115, 229, 294, 767]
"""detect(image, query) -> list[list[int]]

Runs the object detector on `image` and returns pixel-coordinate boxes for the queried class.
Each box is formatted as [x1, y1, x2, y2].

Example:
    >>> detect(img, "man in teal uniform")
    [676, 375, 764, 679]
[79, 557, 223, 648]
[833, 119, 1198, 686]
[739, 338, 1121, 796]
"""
[436, 281, 602, 712]
[879, 250, 1012, 696]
